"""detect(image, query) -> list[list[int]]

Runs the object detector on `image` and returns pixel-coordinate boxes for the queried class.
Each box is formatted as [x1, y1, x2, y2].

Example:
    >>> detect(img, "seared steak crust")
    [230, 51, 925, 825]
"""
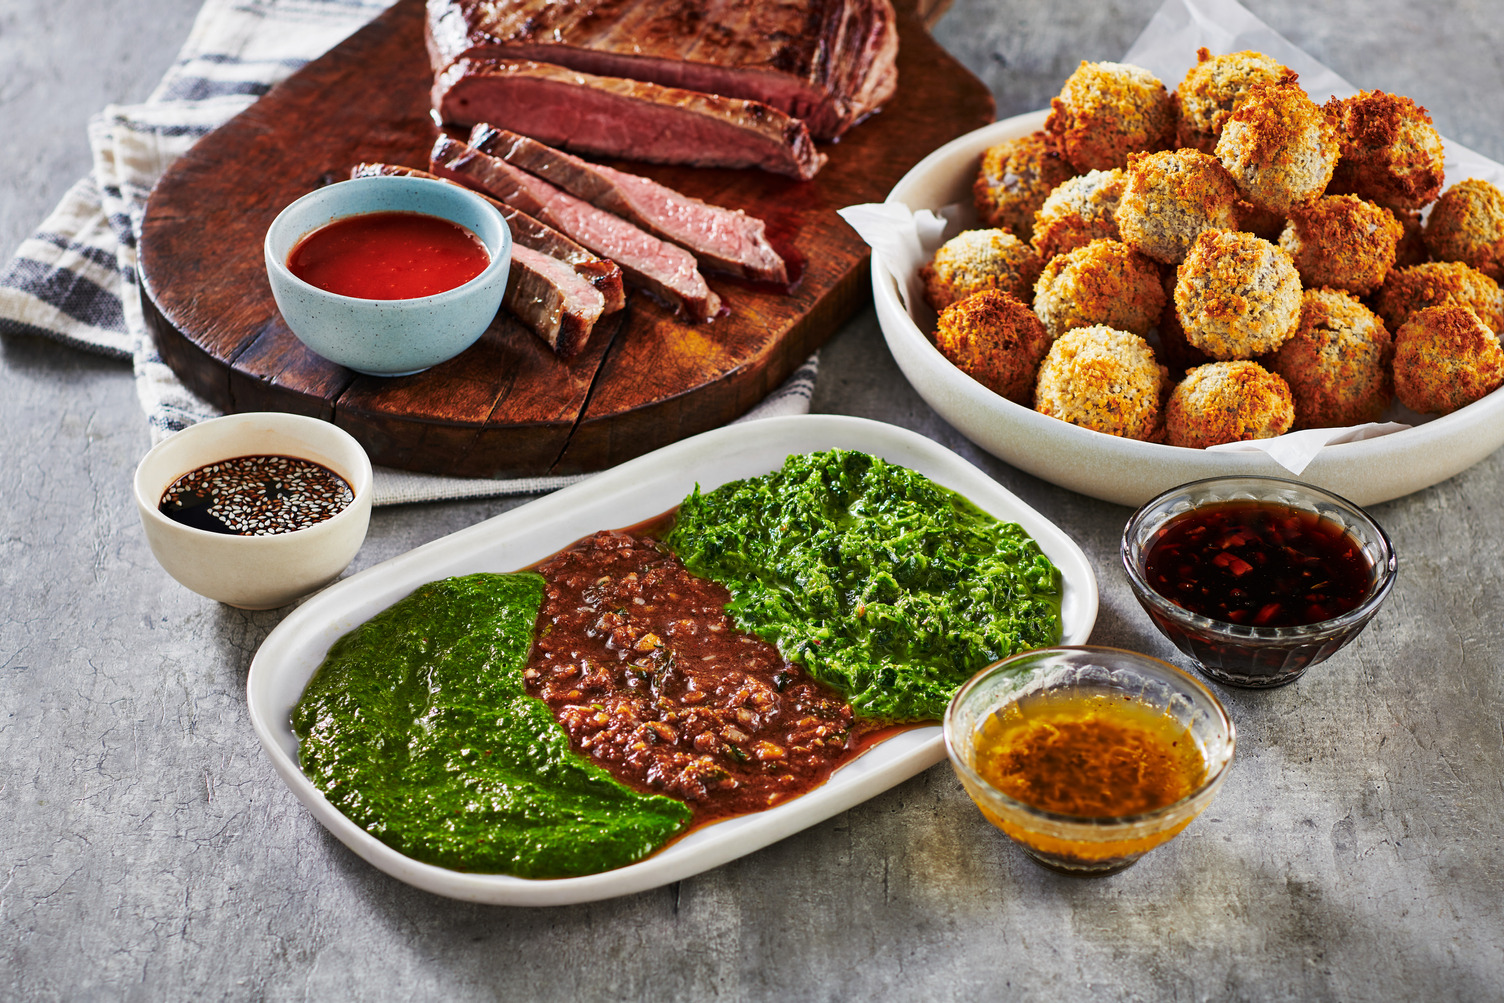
[425, 0, 898, 140]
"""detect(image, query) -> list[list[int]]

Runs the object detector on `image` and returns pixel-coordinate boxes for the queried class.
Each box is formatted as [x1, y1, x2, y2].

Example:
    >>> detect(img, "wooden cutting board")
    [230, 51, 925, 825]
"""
[138, 0, 994, 477]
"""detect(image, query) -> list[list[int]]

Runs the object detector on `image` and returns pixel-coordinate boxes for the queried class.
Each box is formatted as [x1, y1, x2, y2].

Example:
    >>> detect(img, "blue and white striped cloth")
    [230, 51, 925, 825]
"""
[0, 0, 818, 505]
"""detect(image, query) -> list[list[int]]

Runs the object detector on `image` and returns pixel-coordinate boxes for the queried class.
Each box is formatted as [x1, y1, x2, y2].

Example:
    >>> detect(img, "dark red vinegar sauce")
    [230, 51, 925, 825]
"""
[1142, 501, 1373, 628]
[287, 211, 489, 300]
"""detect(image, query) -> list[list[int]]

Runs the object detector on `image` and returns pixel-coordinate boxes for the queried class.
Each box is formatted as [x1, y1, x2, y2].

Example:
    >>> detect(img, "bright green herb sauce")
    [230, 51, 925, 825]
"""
[665, 449, 1064, 721]
[291, 573, 690, 877]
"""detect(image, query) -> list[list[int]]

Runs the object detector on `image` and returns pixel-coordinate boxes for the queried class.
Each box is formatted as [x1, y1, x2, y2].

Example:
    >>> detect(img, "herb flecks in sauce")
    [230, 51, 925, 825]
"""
[665, 450, 1064, 721]
[292, 573, 690, 877]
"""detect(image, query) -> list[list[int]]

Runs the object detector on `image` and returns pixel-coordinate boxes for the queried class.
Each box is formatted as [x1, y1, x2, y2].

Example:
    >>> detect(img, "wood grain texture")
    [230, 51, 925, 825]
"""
[137, 0, 994, 477]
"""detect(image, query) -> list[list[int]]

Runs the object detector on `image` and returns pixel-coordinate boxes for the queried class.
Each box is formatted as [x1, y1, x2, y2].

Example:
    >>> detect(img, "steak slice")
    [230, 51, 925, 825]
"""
[433, 58, 825, 181]
[352, 161, 624, 315]
[430, 134, 722, 322]
[425, 0, 899, 140]
[350, 163, 611, 356]
[469, 127, 788, 284]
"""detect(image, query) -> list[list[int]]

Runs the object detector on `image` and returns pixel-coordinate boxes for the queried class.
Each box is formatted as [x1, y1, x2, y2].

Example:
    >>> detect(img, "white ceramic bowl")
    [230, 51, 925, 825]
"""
[264, 175, 511, 376]
[875, 109, 1504, 507]
[134, 412, 374, 609]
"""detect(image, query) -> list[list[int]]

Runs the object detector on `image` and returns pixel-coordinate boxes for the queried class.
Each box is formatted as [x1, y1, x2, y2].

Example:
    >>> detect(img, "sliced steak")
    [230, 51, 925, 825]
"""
[433, 58, 825, 181]
[469, 128, 788, 284]
[353, 160, 624, 314]
[426, 0, 899, 140]
[430, 133, 722, 322]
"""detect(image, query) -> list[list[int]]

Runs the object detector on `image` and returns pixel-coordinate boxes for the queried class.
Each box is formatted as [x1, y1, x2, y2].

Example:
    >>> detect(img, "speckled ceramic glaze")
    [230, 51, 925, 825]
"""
[264, 176, 511, 376]
[877, 110, 1504, 507]
[134, 413, 374, 609]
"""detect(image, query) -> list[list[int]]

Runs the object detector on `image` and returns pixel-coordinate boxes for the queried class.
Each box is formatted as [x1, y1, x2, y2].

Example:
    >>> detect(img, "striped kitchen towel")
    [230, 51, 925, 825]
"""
[0, 0, 819, 506]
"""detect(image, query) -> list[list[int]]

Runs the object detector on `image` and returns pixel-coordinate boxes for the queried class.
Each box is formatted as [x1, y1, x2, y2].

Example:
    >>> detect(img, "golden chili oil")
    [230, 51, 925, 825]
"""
[974, 691, 1206, 818]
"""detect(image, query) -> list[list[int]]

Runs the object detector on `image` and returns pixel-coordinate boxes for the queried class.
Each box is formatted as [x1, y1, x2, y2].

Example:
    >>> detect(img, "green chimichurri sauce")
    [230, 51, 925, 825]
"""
[291, 573, 690, 877]
[664, 449, 1064, 721]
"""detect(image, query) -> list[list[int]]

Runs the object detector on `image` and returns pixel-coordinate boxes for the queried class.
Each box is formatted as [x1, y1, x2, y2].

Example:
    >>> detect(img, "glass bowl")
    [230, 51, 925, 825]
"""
[944, 646, 1235, 875]
[1122, 475, 1397, 688]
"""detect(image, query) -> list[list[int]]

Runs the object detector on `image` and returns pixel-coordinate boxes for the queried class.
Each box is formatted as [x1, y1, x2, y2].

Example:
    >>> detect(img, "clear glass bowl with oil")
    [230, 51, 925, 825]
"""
[943, 646, 1235, 875]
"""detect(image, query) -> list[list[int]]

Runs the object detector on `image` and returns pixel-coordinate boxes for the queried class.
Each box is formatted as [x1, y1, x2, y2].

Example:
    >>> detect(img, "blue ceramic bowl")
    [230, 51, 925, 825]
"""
[264, 176, 511, 376]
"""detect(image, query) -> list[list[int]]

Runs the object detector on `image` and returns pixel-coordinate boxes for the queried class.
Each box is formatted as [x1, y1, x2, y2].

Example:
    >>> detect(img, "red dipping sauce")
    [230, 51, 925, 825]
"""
[287, 211, 489, 300]
[1142, 501, 1372, 628]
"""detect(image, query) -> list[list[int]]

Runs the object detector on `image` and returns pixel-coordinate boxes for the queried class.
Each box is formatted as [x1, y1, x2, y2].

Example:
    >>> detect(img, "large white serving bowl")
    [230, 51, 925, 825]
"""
[875, 109, 1504, 508]
[246, 414, 1098, 906]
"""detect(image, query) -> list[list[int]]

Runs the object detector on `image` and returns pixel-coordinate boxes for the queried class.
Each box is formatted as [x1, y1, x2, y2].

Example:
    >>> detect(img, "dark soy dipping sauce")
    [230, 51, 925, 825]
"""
[1143, 501, 1372, 627]
[288, 211, 489, 299]
[160, 455, 352, 536]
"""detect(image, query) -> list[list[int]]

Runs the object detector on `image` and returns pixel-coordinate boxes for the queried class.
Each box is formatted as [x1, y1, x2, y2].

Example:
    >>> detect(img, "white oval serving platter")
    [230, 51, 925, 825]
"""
[246, 413, 1098, 906]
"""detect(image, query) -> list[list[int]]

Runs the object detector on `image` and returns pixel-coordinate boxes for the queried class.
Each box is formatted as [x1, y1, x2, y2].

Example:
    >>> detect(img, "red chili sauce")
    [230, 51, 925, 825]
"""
[1142, 501, 1372, 628]
[287, 211, 488, 300]
[526, 529, 892, 828]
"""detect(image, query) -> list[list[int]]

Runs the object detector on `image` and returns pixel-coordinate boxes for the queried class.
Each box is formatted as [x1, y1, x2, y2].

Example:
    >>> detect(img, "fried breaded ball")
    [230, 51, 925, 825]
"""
[1165, 361, 1295, 448]
[1327, 91, 1446, 211]
[1175, 230, 1302, 359]
[1267, 289, 1392, 429]
[1216, 81, 1339, 214]
[1031, 169, 1128, 262]
[1277, 195, 1402, 295]
[1033, 325, 1168, 440]
[933, 290, 1052, 405]
[972, 131, 1076, 241]
[1032, 239, 1166, 340]
[920, 228, 1043, 312]
[1173, 48, 1297, 153]
[1392, 304, 1504, 414]
[1424, 179, 1504, 282]
[1373, 261, 1504, 334]
[1115, 148, 1244, 264]
[1045, 61, 1174, 172]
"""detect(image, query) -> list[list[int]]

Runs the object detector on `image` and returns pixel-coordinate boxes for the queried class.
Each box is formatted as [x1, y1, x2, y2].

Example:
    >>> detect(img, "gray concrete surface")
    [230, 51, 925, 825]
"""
[3, 0, 1503, 999]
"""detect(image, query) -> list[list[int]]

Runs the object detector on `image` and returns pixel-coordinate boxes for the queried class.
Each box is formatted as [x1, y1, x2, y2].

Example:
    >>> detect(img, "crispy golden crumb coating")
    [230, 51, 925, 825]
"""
[1216, 81, 1339, 214]
[1116, 148, 1243, 264]
[1033, 239, 1166, 340]
[1045, 61, 1174, 172]
[1423, 179, 1504, 282]
[1267, 289, 1392, 429]
[1175, 230, 1302, 359]
[1165, 361, 1295, 448]
[1392, 305, 1504, 414]
[1031, 169, 1127, 262]
[933, 290, 1052, 405]
[920, 228, 1043, 312]
[1033, 325, 1168, 440]
[1327, 91, 1446, 211]
[972, 131, 1076, 241]
[1278, 195, 1402, 294]
[1373, 261, 1504, 334]
[1174, 48, 1296, 153]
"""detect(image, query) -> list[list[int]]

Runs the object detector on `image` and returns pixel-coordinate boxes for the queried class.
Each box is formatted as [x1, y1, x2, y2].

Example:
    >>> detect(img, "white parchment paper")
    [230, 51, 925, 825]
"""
[841, 0, 1504, 475]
